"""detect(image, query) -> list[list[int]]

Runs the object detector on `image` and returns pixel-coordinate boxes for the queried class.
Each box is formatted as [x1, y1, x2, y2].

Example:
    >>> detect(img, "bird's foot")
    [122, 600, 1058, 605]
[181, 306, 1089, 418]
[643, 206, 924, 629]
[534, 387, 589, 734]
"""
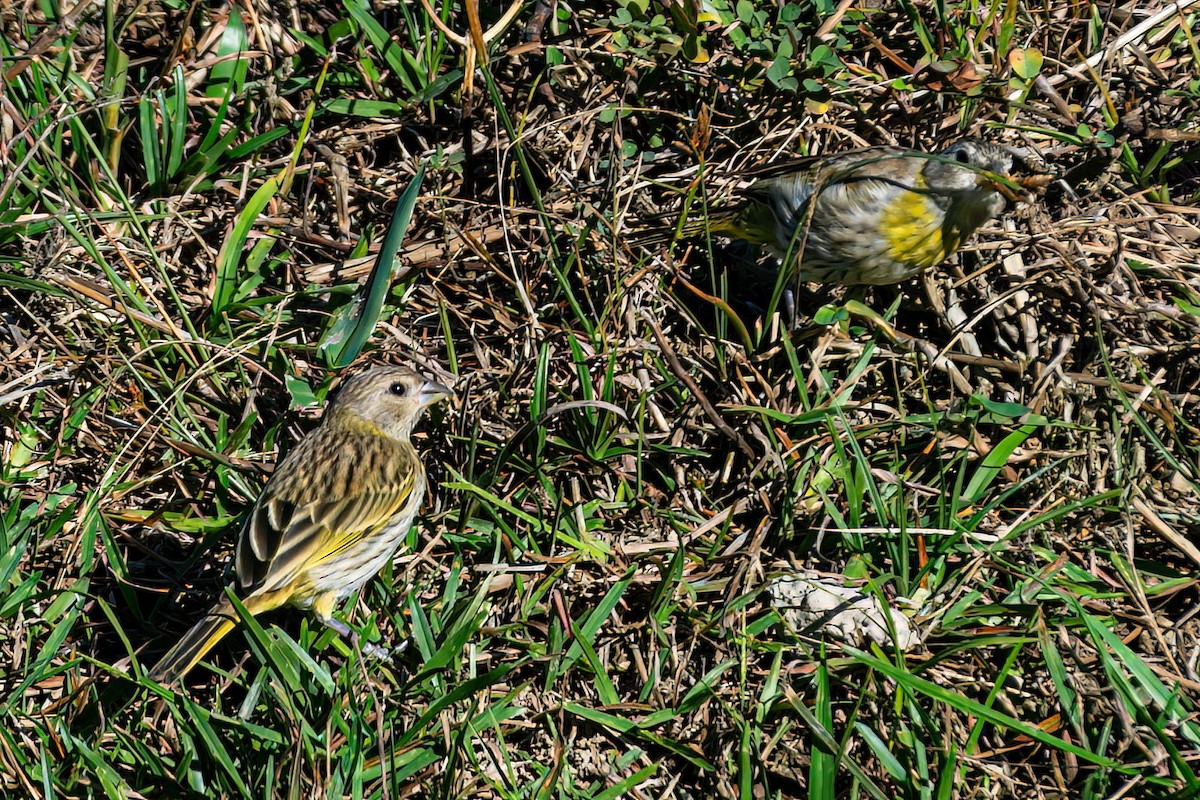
[359, 639, 392, 661]
[318, 614, 393, 660]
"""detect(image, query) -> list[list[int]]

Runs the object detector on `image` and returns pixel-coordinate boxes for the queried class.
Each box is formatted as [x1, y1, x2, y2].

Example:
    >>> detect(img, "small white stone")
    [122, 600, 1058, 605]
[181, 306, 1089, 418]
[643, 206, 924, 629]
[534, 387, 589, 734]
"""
[768, 572, 919, 651]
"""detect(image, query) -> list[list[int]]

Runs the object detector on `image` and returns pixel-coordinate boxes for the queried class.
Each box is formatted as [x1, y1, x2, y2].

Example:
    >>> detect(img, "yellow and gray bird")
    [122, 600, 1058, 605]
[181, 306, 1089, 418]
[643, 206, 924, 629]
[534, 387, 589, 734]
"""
[650, 139, 1020, 286]
[149, 365, 453, 684]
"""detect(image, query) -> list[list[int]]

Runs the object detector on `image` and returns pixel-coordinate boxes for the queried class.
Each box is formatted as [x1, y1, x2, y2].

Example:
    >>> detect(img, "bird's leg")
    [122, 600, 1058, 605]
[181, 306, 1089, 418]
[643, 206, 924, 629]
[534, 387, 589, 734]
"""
[311, 595, 392, 660]
[783, 287, 796, 327]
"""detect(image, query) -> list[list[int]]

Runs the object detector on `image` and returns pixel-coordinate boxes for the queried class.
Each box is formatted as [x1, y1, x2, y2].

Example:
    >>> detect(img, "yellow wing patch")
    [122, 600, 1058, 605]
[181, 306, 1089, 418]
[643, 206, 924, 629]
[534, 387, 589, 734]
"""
[306, 471, 417, 567]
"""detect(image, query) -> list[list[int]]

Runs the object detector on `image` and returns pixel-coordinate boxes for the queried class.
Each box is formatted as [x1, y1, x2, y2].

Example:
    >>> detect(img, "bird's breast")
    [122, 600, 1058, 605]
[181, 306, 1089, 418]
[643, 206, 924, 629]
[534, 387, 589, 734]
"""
[880, 187, 955, 270]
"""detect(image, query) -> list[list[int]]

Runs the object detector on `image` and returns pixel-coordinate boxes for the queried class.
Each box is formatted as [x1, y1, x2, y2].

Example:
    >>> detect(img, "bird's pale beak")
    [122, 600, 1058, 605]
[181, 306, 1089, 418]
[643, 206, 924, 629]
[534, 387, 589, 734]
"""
[418, 379, 454, 406]
[983, 170, 1053, 202]
[979, 170, 1022, 202]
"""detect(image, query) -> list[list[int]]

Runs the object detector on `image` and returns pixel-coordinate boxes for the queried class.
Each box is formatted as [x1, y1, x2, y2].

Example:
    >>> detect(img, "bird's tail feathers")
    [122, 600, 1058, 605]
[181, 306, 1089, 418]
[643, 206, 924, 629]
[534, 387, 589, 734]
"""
[148, 599, 239, 685]
[626, 204, 755, 250]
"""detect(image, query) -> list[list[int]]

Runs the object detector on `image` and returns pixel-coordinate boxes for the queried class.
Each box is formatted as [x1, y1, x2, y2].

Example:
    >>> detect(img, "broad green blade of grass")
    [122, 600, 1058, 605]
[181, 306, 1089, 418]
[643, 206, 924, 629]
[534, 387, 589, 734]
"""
[206, 9, 248, 100]
[211, 177, 281, 317]
[810, 656, 835, 800]
[782, 688, 892, 800]
[320, 165, 425, 368]
[1081, 607, 1200, 750]
[964, 420, 1042, 503]
[568, 619, 620, 705]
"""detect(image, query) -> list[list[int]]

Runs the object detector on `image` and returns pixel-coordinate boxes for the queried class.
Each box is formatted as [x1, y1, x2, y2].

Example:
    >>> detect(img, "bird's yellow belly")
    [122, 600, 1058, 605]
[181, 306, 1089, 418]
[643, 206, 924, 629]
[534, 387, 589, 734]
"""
[880, 191, 959, 271]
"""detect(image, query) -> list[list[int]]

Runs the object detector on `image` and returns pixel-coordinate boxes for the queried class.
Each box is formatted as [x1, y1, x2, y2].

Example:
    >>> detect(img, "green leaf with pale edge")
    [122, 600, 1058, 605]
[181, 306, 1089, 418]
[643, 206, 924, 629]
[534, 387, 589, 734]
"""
[322, 166, 424, 368]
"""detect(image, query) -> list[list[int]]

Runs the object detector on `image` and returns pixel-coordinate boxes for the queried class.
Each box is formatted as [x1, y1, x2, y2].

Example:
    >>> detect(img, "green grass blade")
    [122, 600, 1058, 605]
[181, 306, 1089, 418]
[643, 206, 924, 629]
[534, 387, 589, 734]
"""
[322, 165, 424, 368]
[211, 176, 280, 317]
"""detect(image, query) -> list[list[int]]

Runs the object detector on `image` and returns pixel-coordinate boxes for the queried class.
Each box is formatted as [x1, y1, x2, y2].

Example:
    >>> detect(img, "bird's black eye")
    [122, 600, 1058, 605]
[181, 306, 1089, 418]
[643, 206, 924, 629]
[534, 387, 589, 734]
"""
[954, 148, 972, 164]
[390, 382, 408, 396]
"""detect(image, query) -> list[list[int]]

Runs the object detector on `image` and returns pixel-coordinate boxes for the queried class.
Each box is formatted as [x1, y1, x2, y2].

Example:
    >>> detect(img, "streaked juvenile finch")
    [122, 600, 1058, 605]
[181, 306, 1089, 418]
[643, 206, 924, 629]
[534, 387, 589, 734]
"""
[646, 139, 1025, 286]
[150, 365, 453, 684]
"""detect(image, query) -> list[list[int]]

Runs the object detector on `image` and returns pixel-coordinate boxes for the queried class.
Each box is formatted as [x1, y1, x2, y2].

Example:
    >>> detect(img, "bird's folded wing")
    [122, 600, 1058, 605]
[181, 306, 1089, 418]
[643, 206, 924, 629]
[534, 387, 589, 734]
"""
[238, 469, 417, 595]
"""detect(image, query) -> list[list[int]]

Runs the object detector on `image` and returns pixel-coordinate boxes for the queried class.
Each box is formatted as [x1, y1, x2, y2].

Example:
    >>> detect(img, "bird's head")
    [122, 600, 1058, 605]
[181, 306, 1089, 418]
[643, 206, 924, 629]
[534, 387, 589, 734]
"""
[328, 365, 453, 439]
[920, 138, 1021, 229]
[923, 139, 1015, 195]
